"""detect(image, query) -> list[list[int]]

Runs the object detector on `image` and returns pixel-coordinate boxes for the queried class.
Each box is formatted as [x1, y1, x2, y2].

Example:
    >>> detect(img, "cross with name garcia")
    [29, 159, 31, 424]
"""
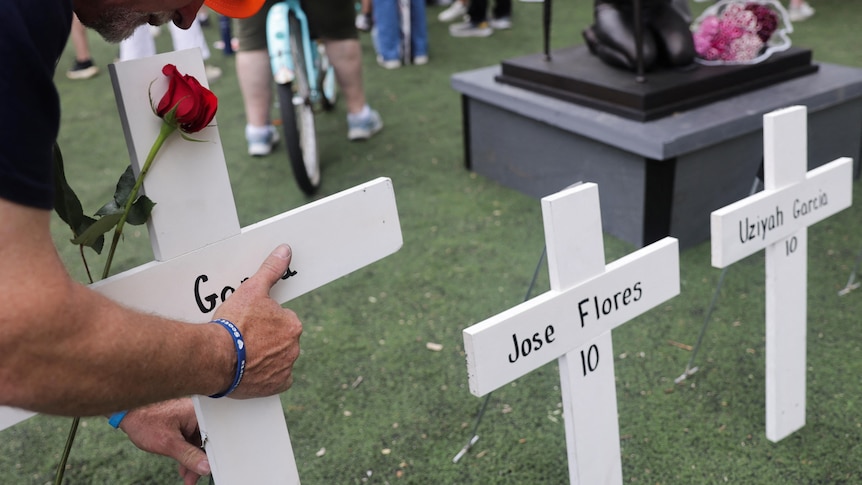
[0, 49, 403, 484]
[711, 105, 853, 442]
[463, 182, 680, 484]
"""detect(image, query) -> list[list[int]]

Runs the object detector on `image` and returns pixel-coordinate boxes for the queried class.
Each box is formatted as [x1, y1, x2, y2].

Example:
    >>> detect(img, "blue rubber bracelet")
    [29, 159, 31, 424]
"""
[209, 318, 246, 398]
[108, 410, 128, 428]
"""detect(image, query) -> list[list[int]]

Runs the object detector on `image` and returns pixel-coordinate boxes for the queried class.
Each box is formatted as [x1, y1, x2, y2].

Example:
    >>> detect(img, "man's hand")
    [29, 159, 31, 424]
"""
[213, 244, 303, 398]
[118, 399, 209, 485]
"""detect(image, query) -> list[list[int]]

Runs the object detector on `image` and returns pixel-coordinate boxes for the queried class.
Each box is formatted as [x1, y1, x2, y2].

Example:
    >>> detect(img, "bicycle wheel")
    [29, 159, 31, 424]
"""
[279, 12, 320, 196]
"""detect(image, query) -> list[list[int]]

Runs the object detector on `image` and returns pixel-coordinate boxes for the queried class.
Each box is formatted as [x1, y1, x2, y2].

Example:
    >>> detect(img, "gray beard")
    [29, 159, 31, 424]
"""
[82, 8, 173, 44]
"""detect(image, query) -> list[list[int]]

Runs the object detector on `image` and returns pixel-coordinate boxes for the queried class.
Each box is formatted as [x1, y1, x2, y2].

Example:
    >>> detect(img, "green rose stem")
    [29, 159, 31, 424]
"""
[101, 120, 175, 280]
[53, 64, 215, 483]
[55, 119, 175, 485]
[54, 419, 79, 485]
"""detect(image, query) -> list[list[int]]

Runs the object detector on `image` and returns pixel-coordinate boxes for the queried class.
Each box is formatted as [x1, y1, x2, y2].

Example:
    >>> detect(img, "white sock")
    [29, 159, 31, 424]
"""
[246, 124, 272, 139]
[347, 105, 371, 122]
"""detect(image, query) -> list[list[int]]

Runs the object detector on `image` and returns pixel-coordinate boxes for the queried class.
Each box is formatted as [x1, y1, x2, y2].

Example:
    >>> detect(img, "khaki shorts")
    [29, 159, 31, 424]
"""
[235, 0, 358, 51]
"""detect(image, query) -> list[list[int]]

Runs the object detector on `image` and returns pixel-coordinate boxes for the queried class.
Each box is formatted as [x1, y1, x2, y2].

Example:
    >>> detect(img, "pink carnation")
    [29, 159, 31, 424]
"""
[692, 1, 780, 63]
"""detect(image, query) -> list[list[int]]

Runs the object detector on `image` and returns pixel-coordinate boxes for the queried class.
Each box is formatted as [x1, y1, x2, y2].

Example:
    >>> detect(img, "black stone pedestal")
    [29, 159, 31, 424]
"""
[495, 46, 819, 122]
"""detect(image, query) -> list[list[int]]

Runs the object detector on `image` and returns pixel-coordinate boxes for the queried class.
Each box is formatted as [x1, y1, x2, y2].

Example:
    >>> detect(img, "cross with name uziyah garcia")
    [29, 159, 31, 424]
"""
[711, 105, 853, 442]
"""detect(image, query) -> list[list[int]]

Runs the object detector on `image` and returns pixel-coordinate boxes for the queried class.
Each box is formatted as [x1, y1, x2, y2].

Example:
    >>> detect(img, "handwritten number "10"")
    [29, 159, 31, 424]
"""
[580, 344, 599, 376]
[785, 236, 798, 256]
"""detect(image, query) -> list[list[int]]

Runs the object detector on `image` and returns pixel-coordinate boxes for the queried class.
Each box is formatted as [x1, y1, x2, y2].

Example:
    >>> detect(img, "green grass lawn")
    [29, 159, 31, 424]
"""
[3, 1, 862, 483]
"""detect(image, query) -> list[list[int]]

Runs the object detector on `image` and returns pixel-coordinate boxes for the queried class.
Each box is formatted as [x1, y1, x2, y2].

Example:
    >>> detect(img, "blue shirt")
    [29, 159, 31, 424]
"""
[0, 0, 73, 209]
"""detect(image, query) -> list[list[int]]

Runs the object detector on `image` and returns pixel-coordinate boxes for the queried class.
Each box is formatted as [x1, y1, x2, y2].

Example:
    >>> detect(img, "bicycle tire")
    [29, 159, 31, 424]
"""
[280, 12, 320, 196]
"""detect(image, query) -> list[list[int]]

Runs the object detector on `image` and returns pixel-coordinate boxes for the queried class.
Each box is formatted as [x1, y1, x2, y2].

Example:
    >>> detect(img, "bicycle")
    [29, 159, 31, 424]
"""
[266, 0, 338, 195]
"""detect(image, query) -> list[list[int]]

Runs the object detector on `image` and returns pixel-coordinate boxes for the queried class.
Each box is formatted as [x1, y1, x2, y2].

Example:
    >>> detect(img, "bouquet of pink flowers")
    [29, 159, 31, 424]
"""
[691, 0, 793, 65]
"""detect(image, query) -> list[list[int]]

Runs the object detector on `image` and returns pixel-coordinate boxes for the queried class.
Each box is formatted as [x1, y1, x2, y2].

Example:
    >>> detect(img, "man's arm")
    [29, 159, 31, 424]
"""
[0, 198, 302, 416]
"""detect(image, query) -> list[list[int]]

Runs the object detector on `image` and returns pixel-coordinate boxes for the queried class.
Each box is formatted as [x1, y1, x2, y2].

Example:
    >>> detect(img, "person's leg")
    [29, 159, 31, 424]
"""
[305, 0, 382, 139]
[236, 0, 280, 155]
[410, 0, 430, 59]
[118, 24, 156, 62]
[356, 0, 374, 31]
[218, 15, 236, 54]
[67, 14, 99, 79]
[466, 0, 489, 23]
[70, 15, 92, 62]
[372, 0, 402, 64]
[321, 39, 368, 114]
[169, 17, 221, 82]
[450, 0, 493, 36]
[236, 50, 272, 128]
[169, 19, 210, 59]
[491, 0, 511, 21]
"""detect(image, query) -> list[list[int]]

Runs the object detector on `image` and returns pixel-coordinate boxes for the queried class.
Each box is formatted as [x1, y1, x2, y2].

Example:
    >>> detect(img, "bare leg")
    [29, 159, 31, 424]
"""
[70, 14, 92, 62]
[236, 49, 273, 127]
[320, 39, 366, 115]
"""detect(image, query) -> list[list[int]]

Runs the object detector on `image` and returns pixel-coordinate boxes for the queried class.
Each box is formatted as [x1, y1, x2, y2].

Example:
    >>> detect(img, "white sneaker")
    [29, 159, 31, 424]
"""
[413, 55, 429, 65]
[377, 56, 402, 69]
[438, 1, 468, 22]
[449, 21, 493, 37]
[789, 2, 814, 22]
[205, 65, 222, 83]
[355, 13, 372, 32]
[489, 16, 512, 30]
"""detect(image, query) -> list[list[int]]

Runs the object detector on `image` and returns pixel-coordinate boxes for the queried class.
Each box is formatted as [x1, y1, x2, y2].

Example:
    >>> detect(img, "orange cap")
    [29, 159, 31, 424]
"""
[204, 0, 266, 18]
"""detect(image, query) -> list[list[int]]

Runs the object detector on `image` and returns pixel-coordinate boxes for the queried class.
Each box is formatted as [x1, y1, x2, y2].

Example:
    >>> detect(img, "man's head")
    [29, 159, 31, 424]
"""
[74, 0, 265, 43]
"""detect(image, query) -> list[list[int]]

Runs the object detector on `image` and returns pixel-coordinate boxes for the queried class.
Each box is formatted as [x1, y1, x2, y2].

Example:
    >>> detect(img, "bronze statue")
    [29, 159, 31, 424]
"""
[583, 0, 696, 72]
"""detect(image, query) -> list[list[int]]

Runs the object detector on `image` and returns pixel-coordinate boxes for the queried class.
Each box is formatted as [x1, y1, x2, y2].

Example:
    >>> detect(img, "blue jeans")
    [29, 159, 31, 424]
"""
[372, 0, 429, 62]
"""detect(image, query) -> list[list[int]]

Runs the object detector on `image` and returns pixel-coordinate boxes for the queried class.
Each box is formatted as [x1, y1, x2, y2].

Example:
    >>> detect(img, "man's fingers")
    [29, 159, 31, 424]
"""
[250, 244, 293, 291]
[171, 441, 210, 480]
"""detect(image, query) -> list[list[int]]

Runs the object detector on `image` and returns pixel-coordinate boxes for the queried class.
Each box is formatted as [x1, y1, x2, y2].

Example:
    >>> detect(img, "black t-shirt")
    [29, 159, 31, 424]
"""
[0, 0, 72, 209]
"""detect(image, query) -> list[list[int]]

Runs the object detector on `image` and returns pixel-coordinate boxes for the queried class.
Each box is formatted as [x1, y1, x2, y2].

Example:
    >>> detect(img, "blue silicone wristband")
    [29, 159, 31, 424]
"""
[108, 410, 128, 428]
[209, 319, 246, 398]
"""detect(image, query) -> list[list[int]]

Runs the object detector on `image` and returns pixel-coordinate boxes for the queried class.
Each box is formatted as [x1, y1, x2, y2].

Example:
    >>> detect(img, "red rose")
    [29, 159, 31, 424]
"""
[156, 64, 218, 134]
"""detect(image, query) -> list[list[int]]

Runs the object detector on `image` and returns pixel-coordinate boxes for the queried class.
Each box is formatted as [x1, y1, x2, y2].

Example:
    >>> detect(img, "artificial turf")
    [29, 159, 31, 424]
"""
[2, 1, 862, 483]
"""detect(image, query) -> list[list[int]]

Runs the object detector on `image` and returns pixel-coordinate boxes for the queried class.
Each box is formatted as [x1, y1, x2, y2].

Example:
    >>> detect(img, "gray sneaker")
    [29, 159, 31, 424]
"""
[449, 21, 493, 38]
[489, 16, 512, 30]
[246, 124, 280, 156]
[347, 109, 383, 141]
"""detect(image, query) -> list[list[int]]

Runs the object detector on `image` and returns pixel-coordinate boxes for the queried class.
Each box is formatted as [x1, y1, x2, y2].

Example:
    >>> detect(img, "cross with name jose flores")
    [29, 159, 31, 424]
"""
[711, 105, 853, 443]
[462, 183, 680, 484]
[0, 49, 403, 484]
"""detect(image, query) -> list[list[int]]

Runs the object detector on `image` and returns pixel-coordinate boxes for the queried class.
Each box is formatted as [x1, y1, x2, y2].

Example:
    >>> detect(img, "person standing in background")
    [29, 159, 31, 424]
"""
[66, 14, 100, 79]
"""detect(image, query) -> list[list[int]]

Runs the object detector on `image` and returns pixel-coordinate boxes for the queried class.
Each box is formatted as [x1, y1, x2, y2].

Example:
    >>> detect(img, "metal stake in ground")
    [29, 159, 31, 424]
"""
[452, 247, 547, 464]
[838, 246, 862, 296]
[675, 175, 763, 384]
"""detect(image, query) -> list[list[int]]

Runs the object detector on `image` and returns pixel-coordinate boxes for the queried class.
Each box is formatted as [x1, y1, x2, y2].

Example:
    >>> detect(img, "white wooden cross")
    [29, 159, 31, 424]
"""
[462, 183, 680, 484]
[711, 105, 853, 442]
[0, 49, 403, 483]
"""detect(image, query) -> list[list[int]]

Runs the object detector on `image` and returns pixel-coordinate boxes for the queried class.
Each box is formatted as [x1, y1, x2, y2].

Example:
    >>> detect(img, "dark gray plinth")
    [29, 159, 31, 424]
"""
[451, 62, 862, 249]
